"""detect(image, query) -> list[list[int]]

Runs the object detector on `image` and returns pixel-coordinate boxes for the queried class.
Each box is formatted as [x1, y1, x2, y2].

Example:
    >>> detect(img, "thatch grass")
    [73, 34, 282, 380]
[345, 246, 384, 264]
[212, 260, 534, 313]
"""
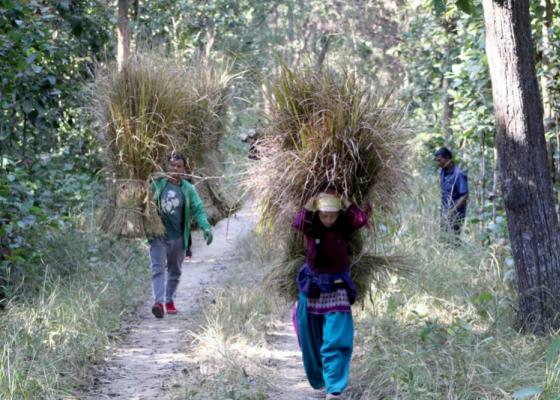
[248, 65, 411, 300]
[92, 53, 235, 237]
[175, 59, 236, 166]
[248, 65, 410, 238]
[264, 230, 415, 304]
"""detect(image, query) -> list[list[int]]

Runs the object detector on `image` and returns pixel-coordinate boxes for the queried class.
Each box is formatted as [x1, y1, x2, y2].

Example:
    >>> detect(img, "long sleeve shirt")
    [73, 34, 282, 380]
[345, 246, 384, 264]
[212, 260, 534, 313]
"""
[439, 165, 468, 218]
[292, 204, 368, 273]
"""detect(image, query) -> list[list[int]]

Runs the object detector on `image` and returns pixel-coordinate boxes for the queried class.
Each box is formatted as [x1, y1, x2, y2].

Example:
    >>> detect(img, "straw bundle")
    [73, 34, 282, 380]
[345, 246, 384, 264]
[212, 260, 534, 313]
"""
[175, 59, 235, 164]
[98, 179, 163, 238]
[248, 65, 412, 302]
[94, 53, 234, 237]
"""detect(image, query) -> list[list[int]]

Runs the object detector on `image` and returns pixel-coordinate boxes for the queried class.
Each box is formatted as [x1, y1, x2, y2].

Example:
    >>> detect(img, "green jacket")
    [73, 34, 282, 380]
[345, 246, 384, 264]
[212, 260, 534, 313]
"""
[150, 177, 212, 249]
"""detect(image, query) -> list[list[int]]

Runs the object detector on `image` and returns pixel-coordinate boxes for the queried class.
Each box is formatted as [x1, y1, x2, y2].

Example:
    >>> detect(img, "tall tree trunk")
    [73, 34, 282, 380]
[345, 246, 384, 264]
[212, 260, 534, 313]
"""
[270, 2, 279, 77]
[315, 33, 331, 72]
[480, 131, 487, 236]
[270, 3, 278, 43]
[285, 2, 294, 65]
[133, 0, 139, 19]
[557, 117, 560, 216]
[0, 121, 3, 173]
[294, 16, 311, 67]
[293, 0, 310, 67]
[170, 16, 180, 57]
[21, 114, 27, 161]
[117, 0, 130, 71]
[541, 0, 556, 193]
[540, 0, 553, 121]
[442, 77, 453, 144]
[442, 18, 456, 145]
[204, 25, 216, 60]
[492, 142, 498, 223]
[483, 0, 560, 334]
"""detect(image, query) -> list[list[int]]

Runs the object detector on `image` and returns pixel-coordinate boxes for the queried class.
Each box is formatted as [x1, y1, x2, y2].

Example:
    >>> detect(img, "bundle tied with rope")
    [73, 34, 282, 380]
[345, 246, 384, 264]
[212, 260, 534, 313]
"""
[99, 178, 164, 238]
[93, 53, 235, 238]
[247, 65, 414, 304]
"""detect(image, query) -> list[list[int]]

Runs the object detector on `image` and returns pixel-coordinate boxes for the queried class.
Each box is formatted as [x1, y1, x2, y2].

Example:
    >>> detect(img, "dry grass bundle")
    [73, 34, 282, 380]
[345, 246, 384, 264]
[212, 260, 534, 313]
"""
[93, 53, 234, 237]
[176, 59, 235, 165]
[94, 57, 180, 180]
[264, 230, 414, 304]
[98, 179, 165, 238]
[248, 66, 409, 238]
[249, 65, 412, 300]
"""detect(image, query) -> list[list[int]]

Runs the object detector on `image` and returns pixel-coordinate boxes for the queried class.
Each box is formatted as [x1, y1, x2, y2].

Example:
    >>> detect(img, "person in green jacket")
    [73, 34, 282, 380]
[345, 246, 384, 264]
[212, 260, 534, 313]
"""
[149, 153, 213, 318]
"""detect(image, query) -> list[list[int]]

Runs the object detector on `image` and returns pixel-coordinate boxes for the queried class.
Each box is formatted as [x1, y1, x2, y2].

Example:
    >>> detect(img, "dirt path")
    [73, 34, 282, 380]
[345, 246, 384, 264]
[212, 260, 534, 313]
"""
[264, 315, 326, 400]
[82, 202, 322, 400]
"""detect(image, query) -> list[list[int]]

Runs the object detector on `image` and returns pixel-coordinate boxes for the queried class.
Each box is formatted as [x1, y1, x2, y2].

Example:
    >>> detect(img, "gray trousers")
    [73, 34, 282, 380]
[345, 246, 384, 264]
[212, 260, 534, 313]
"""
[149, 237, 185, 304]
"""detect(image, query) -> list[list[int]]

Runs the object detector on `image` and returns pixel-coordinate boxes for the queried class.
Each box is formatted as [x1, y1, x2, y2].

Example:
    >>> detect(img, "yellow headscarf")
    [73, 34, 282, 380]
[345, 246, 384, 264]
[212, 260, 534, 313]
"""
[315, 193, 342, 212]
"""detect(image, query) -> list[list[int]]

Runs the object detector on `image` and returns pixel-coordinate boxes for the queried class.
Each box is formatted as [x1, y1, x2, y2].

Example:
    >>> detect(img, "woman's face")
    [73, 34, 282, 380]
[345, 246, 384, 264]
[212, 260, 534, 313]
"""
[318, 210, 340, 228]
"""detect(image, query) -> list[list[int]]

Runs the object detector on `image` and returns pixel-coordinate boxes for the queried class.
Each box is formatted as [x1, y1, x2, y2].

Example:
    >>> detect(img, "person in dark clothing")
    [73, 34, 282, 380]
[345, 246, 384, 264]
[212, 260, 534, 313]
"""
[434, 147, 469, 238]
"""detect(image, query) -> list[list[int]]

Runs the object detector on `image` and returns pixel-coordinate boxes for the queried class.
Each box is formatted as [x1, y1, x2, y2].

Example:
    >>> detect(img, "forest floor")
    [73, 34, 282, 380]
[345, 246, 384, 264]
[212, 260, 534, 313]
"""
[79, 202, 320, 400]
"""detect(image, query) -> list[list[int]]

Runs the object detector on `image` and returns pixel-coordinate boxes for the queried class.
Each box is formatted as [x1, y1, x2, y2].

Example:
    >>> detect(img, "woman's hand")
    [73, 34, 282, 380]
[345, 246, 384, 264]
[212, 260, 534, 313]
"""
[362, 200, 373, 214]
[304, 195, 316, 211]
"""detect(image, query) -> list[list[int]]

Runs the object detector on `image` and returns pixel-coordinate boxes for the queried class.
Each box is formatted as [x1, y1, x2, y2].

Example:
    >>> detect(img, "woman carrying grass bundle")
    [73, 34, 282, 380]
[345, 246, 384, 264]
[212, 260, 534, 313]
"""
[293, 192, 369, 400]
[148, 153, 213, 319]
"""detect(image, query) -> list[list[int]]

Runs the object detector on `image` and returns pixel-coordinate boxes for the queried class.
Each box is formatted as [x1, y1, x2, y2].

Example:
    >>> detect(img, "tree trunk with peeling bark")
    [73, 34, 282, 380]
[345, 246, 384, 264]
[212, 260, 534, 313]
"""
[483, 0, 560, 334]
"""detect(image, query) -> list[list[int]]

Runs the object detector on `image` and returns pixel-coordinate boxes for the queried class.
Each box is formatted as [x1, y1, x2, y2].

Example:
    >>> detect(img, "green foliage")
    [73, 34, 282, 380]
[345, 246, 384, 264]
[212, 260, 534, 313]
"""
[0, 0, 106, 273]
[0, 0, 111, 163]
[426, 0, 478, 16]
[511, 335, 560, 399]
[0, 155, 100, 299]
[398, 2, 513, 247]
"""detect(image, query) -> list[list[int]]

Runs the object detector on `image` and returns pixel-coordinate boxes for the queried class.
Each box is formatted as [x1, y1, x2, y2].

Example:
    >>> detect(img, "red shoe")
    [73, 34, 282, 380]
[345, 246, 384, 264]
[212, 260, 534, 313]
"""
[151, 303, 164, 319]
[165, 301, 177, 314]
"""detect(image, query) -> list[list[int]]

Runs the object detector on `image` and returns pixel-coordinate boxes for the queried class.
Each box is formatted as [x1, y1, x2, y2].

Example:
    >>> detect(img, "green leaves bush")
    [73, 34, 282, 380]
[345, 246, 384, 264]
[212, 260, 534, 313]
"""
[0, 0, 110, 157]
[0, 155, 100, 299]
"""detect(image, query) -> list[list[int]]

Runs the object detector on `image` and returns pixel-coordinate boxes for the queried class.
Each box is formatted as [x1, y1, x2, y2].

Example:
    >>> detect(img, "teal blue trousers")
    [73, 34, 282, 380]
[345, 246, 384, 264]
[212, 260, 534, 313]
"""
[296, 293, 353, 394]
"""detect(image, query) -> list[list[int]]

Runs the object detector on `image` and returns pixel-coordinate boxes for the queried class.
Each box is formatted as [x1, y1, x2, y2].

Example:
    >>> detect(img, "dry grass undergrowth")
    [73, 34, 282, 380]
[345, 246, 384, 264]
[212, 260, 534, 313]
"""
[348, 177, 560, 399]
[0, 220, 148, 399]
[172, 175, 560, 399]
[168, 230, 278, 400]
